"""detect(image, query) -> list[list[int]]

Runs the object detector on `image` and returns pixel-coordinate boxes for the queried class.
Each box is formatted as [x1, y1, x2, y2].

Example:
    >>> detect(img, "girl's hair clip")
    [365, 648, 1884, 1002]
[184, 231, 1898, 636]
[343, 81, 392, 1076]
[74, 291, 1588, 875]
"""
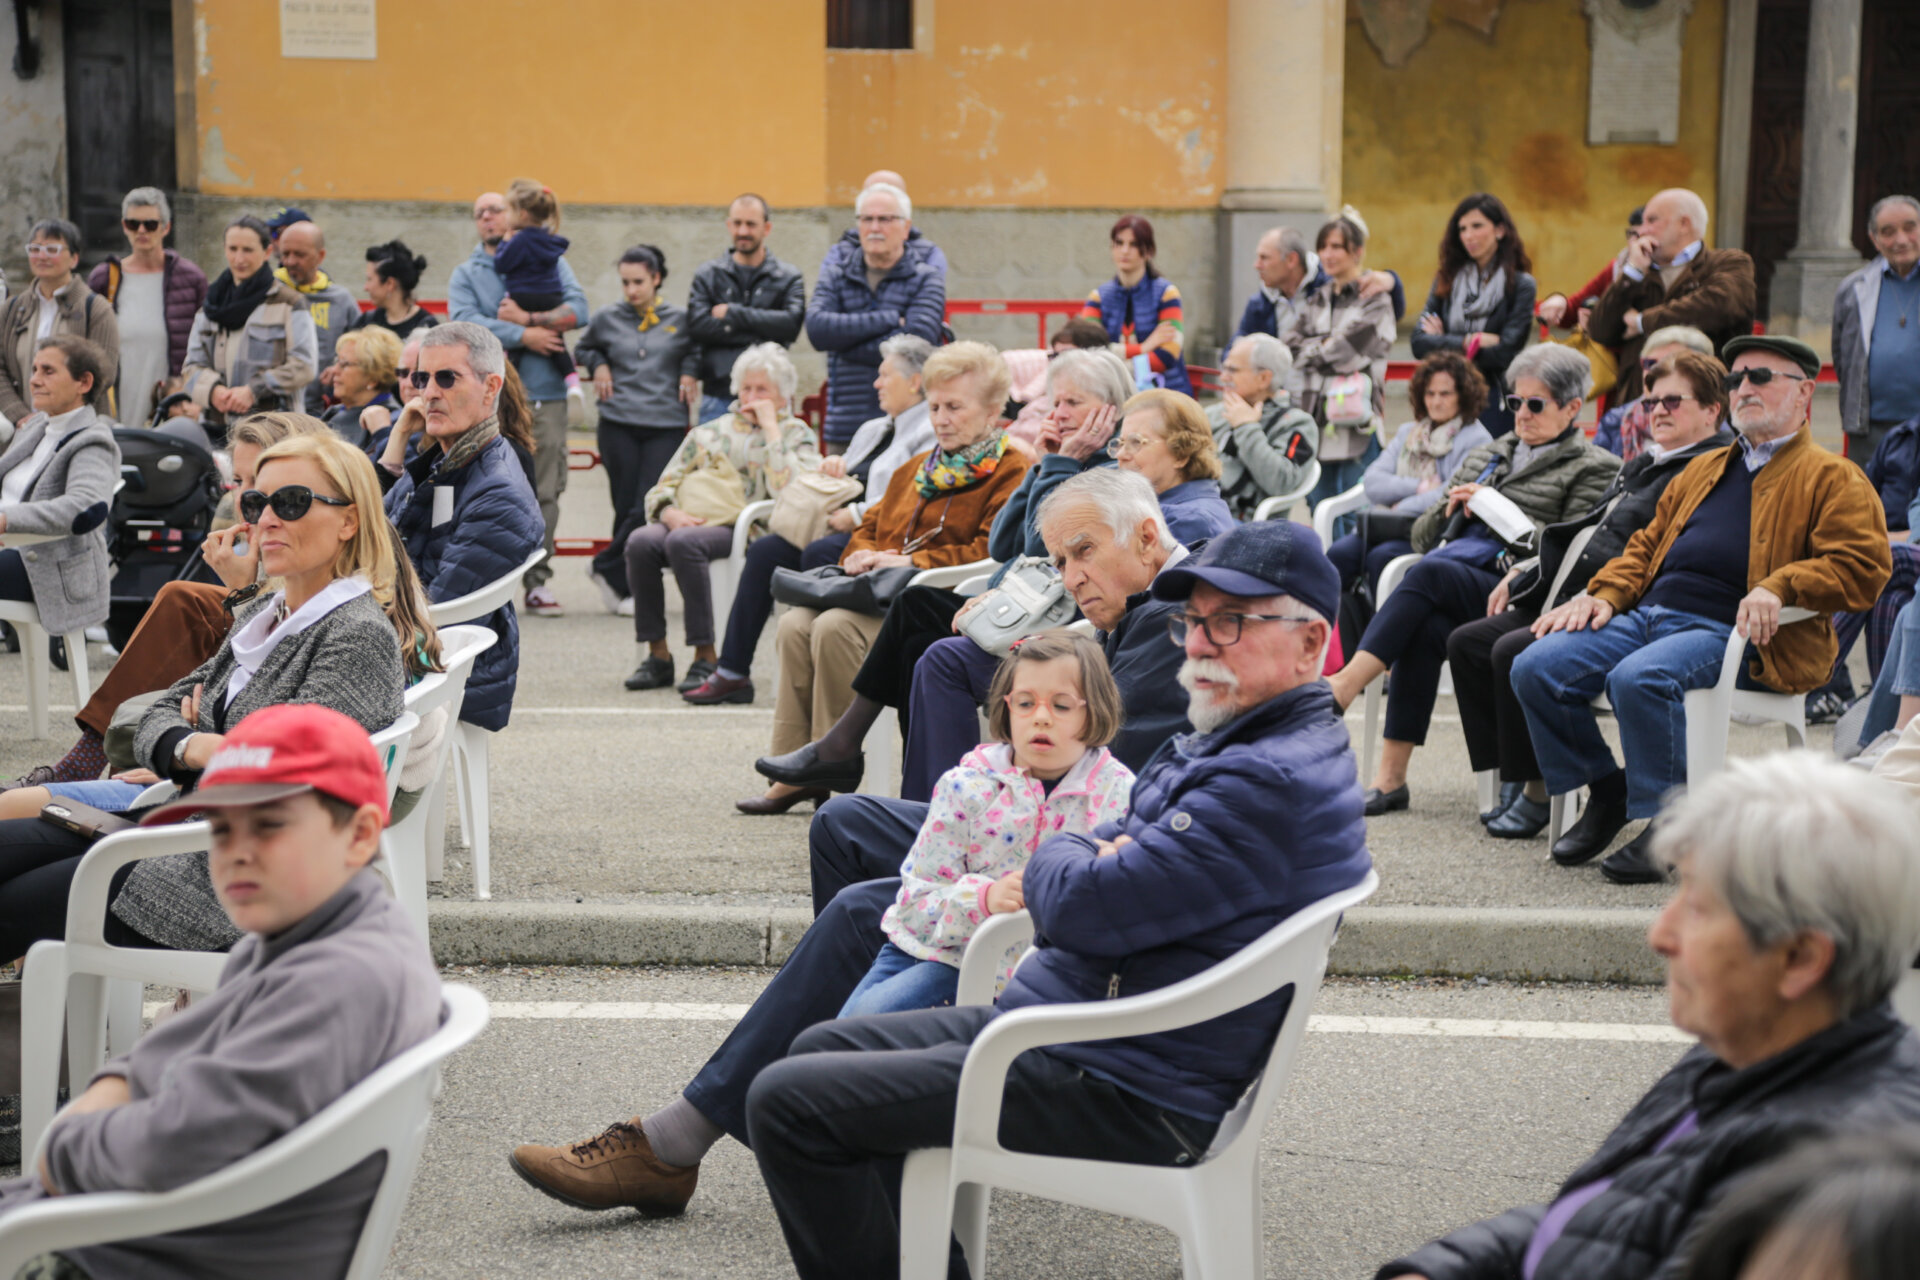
[1006, 636, 1028, 652]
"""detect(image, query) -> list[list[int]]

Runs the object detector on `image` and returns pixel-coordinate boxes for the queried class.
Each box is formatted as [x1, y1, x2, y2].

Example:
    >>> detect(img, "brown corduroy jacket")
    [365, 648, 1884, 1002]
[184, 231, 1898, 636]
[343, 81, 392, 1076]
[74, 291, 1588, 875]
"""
[1585, 428, 1891, 693]
[1588, 246, 1757, 401]
[845, 444, 1031, 570]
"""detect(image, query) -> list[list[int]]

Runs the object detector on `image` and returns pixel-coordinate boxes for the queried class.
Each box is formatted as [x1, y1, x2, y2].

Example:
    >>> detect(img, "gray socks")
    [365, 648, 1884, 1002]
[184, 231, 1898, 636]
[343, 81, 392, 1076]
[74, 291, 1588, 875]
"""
[643, 1095, 725, 1169]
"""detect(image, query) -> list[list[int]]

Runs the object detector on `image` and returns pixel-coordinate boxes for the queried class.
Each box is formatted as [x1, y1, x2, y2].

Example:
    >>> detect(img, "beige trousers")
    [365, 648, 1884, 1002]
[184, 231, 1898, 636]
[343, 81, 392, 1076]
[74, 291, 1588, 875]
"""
[772, 606, 883, 755]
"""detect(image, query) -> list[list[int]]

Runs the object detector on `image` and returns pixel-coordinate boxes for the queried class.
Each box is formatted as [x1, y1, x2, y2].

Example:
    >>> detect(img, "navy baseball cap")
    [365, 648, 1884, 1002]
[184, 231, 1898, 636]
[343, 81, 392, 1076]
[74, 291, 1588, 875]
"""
[1152, 521, 1341, 623]
[265, 207, 312, 234]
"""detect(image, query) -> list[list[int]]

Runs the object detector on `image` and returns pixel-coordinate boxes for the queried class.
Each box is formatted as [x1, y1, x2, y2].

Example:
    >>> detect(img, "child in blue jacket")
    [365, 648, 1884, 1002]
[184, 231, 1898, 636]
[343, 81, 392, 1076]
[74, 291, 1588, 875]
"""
[495, 179, 579, 391]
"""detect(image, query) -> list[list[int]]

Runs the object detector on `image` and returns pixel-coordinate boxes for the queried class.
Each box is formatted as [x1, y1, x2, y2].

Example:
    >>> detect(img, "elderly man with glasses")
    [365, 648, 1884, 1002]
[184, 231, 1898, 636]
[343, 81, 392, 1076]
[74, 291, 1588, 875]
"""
[1511, 335, 1890, 883]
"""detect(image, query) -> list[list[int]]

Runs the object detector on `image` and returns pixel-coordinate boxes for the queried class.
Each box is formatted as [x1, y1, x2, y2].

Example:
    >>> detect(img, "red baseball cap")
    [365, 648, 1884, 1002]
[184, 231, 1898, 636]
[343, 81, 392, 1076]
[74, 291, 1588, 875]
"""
[142, 703, 391, 826]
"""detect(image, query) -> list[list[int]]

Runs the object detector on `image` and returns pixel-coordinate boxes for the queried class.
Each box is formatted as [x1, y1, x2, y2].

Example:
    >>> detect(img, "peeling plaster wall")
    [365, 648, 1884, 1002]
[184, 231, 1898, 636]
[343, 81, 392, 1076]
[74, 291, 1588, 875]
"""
[0, 10, 67, 291]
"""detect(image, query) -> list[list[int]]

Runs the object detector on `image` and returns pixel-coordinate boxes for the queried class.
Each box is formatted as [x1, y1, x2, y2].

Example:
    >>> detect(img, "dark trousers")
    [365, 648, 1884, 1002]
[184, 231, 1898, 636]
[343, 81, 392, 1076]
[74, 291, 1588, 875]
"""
[624, 523, 735, 646]
[590, 422, 688, 595]
[0, 548, 29, 601]
[1326, 533, 1414, 596]
[0, 818, 160, 961]
[748, 1005, 1216, 1280]
[901, 637, 999, 803]
[1447, 609, 1545, 781]
[849, 587, 966, 723]
[682, 794, 929, 1142]
[718, 530, 850, 675]
[1358, 555, 1501, 745]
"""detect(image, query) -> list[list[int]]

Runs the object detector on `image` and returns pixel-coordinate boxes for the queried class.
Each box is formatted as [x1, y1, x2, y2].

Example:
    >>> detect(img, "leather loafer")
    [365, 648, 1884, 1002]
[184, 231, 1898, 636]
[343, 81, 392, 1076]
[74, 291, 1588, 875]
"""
[1480, 780, 1523, 824]
[735, 787, 829, 815]
[623, 657, 675, 691]
[682, 673, 755, 705]
[1363, 785, 1410, 816]
[1551, 797, 1630, 866]
[1486, 794, 1551, 839]
[755, 742, 865, 792]
[1600, 826, 1667, 884]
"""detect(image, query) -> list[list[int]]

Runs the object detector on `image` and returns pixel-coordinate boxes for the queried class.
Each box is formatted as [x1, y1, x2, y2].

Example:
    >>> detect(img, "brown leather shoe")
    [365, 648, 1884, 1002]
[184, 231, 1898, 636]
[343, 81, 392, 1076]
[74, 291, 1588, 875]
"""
[508, 1119, 698, 1216]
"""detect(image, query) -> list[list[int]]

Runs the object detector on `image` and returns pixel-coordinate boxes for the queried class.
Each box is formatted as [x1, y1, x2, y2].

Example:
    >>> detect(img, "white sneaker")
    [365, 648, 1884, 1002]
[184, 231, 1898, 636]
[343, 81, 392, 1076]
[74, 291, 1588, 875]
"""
[524, 585, 564, 617]
[566, 384, 587, 428]
[589, 570, 628, 615]
[616, 596, 635, 617]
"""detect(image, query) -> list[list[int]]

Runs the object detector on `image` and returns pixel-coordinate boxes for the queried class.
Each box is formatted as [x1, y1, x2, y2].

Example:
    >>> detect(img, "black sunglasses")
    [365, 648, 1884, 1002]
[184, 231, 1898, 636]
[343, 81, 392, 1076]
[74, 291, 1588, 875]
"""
[122, 218, 162, 233]
[239, 485, 353, 524]
[408, 369, 462, 390]
[1504, 395, 1553, 415]
[1723, 368, 1807, 391]
[1646, 394, 1698, 413]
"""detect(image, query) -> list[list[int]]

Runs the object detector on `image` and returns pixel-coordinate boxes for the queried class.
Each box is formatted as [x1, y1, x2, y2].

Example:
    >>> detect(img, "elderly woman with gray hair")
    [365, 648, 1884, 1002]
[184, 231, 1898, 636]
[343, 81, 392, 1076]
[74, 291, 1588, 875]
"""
[684, 334, 935, 705]
[625, 341, 820, 694]
[1206, 332, 1319, 520]
[1328, 343, 1620, 815]
[1380, 751, 1920, 1280]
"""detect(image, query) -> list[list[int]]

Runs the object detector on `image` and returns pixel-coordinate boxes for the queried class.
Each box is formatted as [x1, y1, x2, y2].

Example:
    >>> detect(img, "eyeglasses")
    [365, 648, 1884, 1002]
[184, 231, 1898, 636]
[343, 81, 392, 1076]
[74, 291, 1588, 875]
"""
[122, 218, 162, 233]
[1646, 394, 1698, 413]
[24, 244, 68, 257]
[1505, 395, 1553, 415]
[856, 215, 904, 226]
[472, 205, 506, 220]
[1004, 693, 1088, 718]
[1105, 434, 1155, 458]
[1723, 368, 1807, 391]
[1168, 611, 1309, 647]
[408, 369, 463, 390]
[238, 485, 354, 524]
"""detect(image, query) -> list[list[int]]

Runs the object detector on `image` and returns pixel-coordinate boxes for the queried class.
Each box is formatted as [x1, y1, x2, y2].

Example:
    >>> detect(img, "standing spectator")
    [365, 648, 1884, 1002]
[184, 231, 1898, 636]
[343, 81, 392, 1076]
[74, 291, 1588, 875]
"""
[1206, 333, 1319, 520]
[815, 170, 950, 309]
[352, 240, 438, 339]
[1587, 187, 1756, 404]
[181, 215, 317, 443]
[1080, 214, 1192, 396]
[86, 186, 208, 428]
[272, 220, 359, 417]
[0, 219, 118, 429]
[1592, 324, 1715, 460]
[1284, 210, 1399, 508]
[1835, 194, 1920, 464]
[1235, 224, 1407, 342]
[806, 181, 947, 452]
[578, 244, 698, 611]
[1412, 192, 1538, 437]
[449, 189, 588, 618]
[1535, 204, 1645, 404]
[493, 179, 582, 406]
[687, 194, 806, 425]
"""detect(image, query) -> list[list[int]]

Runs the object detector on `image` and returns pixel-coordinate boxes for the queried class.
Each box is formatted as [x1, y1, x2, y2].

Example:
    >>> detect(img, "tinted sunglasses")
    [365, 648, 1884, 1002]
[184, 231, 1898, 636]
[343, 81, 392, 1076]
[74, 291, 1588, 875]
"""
[239, 485, 353, 523]
[1646, 394, 1697, 413]
[123, 218, 162, 233]
[1722, 368, 1807, 391]
[1504, 395, 1552, 415]
[408, 369, 462, 390]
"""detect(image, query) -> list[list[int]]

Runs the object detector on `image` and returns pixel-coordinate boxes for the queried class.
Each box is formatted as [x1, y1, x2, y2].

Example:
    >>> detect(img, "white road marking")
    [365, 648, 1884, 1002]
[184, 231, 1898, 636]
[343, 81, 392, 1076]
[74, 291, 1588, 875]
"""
[143, 999, 1687, 1043]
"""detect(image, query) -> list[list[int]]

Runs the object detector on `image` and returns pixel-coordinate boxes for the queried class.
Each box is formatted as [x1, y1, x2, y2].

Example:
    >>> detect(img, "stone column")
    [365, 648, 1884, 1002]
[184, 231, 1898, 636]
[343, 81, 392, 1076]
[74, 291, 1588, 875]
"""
[1766, 0, 1864, 347]
[1217, 0, 1345, 350]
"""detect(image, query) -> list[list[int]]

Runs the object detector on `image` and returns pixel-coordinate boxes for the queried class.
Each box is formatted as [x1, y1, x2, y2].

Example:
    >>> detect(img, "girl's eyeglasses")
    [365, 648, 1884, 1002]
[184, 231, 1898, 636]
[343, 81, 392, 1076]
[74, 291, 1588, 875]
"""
[239, 485, 353, 523]
[1004, 694, 1087, 717]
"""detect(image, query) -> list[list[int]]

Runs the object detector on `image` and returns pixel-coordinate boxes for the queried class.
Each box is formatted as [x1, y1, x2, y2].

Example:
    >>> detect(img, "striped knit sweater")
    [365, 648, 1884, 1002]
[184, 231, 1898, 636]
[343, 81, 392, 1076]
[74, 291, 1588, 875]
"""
[1081, 274, 1191, 395]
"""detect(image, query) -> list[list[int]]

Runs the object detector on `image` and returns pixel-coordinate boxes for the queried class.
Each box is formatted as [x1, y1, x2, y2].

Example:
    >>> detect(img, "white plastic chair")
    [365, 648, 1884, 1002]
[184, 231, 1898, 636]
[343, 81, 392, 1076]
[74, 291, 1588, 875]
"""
[427, 546, 546, 901]
[1251, 459, 1322, 524]
[708, 498, 774, 625]
[5, 985, 489, 1280]
[1311, 482, 1369, 551]
[1546, 608, 1814, 843]
[390, 625, 496, 926]
[127, 712, 418, 812]
[0, 598, 93, 738]
[900, 869, 1380, 1280]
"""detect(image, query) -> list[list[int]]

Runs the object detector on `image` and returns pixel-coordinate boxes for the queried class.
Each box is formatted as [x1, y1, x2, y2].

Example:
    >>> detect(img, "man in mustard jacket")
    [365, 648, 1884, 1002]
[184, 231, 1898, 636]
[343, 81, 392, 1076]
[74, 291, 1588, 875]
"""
[1512, 335, 1890, 882]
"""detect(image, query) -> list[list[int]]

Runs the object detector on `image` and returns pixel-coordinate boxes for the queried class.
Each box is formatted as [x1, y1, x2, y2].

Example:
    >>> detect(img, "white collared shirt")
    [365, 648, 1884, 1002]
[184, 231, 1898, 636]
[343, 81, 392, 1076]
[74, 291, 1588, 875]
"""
[1623, 239, 1704, 283]
[224, 575, 374, 707]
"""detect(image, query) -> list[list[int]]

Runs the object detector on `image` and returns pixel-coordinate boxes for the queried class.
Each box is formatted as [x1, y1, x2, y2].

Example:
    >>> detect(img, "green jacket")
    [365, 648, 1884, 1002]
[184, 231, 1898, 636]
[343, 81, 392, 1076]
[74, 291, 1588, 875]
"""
[1411, 429, 1621, 554]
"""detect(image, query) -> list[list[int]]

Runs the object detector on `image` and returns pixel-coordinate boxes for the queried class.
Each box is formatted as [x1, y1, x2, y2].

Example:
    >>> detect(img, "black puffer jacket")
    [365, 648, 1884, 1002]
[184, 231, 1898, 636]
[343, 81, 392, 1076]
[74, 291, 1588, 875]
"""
[1508, 430, 1732, 613]
[1378, 1004, 1920, 1280]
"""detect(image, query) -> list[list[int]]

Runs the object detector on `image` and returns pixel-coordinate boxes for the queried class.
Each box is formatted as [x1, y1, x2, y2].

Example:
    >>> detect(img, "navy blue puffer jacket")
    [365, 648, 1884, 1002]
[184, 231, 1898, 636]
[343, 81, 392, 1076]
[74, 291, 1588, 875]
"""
[386, 433, 543, 731]
[1001, 681, 1371, 1120]
[806, 237, 947, 444]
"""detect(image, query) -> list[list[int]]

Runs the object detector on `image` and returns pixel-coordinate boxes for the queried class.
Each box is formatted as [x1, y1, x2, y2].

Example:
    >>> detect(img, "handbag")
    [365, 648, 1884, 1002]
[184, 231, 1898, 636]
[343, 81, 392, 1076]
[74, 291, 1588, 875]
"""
[1322, 372, 1375, 428]
[770, 563, 919, 618]
[767, 470, 865, 548]
[671, 448, 749, 526]
[957, 557, 1079, 658]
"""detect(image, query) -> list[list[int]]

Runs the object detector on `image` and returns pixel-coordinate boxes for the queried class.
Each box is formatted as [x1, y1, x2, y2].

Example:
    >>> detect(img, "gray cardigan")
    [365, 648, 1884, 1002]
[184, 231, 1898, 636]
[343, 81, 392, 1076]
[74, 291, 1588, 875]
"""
[574, 299, 697, 428]
[0, 403, 120, 633]
[116, 589, 405, 950]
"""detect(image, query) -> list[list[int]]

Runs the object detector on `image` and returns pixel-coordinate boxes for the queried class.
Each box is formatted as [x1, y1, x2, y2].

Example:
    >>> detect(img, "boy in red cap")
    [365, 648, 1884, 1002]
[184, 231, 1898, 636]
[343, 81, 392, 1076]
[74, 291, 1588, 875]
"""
[3, 704, 442, 1280]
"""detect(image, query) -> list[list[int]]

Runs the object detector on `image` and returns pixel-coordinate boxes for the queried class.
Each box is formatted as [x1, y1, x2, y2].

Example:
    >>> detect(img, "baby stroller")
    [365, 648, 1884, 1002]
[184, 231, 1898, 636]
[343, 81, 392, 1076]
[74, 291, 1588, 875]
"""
[104, 423, 225, 649]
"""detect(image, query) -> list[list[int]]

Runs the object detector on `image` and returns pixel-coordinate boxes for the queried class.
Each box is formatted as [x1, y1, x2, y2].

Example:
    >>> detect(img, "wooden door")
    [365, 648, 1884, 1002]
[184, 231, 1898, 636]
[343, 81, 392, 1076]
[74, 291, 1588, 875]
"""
[1740, 0, 1810, 318]
[1854, 0, 1920, 252]
[63, 0, 176, 263]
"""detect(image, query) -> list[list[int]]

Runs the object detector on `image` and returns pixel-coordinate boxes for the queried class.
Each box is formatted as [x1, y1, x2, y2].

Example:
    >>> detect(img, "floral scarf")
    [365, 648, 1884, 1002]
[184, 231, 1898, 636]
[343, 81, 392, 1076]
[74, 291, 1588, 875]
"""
[1394, 417, 1464, 484]
[916, 432, 1008, 498]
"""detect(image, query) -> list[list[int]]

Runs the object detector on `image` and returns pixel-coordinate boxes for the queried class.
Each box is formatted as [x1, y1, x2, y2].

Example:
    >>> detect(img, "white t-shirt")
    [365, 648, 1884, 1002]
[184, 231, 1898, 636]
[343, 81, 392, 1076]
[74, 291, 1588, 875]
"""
[115, 270, 170, 428]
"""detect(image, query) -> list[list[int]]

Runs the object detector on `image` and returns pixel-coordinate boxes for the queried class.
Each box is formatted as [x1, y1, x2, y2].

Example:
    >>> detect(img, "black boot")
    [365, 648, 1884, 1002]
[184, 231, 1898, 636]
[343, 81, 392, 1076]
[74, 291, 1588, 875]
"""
[1551, 796, 1630, 866]
[1600, 826, 1667, 884]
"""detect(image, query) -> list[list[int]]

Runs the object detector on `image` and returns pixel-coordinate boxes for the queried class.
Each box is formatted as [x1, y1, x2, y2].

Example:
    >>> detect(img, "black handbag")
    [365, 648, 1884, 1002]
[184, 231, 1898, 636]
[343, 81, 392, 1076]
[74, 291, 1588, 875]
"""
[770, 564, 919, 617]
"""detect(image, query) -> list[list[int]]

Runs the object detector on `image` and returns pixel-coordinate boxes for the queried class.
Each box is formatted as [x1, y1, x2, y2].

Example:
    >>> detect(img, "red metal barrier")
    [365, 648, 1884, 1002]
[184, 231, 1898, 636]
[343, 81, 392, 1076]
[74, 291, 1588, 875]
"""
[357, 299, 449, 315]
[945, 299, 1086, 348]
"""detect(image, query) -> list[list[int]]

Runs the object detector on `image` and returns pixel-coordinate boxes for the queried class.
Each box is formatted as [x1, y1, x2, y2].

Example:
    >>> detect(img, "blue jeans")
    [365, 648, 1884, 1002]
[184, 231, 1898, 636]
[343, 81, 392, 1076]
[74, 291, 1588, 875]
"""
[839, 940, 960, 1017]
[699, 395, 732, 425]
[44, 779, 146, 813]
[1510, 605, 1734, 819]
[1859, 597, 1920, 744]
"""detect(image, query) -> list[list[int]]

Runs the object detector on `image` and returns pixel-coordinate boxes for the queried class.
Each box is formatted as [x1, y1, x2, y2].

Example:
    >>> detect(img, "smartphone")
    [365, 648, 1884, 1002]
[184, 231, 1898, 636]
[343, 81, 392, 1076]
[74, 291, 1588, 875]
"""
[40, 800, 138, 841]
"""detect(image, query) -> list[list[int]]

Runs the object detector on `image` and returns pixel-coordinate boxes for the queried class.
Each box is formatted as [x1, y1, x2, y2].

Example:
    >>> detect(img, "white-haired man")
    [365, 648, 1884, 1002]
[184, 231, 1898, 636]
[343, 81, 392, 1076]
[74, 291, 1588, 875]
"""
[1234, 225, 1405, 341]
[806, 180, 947, 451]
[1588, 187, 1756, 402]
[1834, 194, 1920, 463]
[1208, 332, 1319, 519]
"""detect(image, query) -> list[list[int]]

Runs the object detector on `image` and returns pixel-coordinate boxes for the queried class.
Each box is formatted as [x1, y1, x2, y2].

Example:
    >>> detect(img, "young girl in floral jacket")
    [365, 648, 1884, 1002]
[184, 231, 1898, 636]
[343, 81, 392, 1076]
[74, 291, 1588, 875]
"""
[840, 630, 1135, 1017]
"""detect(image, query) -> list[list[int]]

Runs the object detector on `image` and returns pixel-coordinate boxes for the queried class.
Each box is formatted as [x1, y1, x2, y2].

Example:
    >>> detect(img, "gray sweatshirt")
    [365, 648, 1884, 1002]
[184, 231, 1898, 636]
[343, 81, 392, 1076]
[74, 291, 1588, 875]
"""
[0, 869, 443, 1280]
[574, 299, 697, 428]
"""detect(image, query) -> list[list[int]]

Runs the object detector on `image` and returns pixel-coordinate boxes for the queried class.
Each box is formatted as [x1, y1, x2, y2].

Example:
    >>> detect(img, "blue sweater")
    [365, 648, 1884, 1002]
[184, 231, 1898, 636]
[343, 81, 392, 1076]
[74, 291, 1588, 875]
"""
[447, 244, 589, 401]
[492, 226, 569, 300]
[1157, 477, 1235, 545]
[1002, 682, 1372, 1120]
